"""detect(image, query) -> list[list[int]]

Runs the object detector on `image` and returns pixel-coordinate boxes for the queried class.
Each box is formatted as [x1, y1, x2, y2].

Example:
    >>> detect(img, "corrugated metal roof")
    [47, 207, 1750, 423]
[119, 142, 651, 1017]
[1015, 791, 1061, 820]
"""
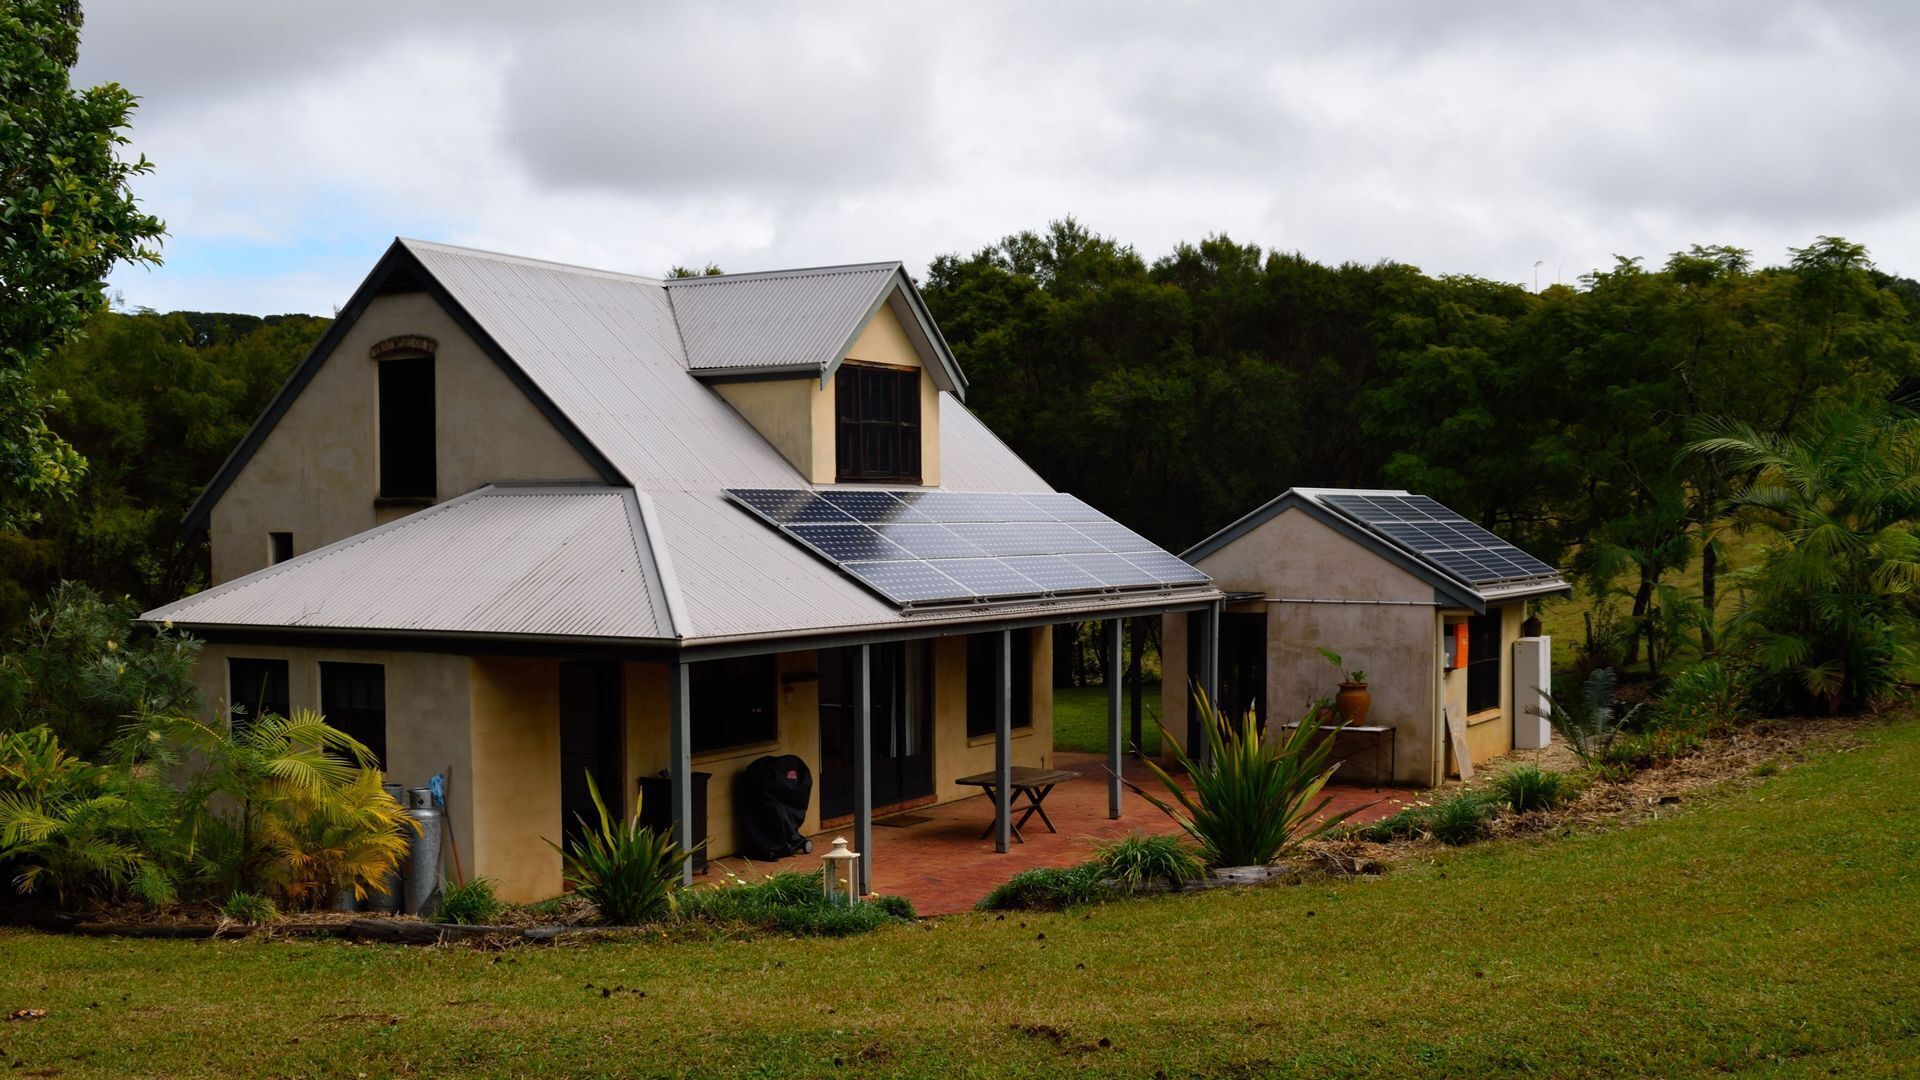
[147, 241, 1220, 645]
[406, 240, 802, 492]
[145, 486, 671, 641]
[665, 263, 900, 373]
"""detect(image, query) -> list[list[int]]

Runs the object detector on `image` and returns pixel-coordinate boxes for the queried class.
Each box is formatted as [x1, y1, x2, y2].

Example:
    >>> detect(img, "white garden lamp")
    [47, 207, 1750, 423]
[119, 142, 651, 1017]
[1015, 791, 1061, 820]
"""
[821, 837, 861, 906]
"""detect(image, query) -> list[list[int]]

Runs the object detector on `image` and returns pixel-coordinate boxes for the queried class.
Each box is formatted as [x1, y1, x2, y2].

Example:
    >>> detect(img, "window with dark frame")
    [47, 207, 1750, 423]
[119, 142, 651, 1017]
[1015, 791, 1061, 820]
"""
[268, 532, 293, 565]
[227, 658, 290, 737]
[690, 654, 778, 755]
[319, 662, 387, 768]
[835, 363, 920, 482]
[1465, 614, 1502, 715]
[378, 357, 436, 498]
[965, 629, 1032, 738]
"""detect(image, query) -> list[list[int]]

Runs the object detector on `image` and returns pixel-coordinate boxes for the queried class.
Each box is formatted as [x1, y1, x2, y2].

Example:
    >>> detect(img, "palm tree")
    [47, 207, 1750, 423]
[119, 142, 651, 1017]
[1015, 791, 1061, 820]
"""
[1688, 400, 1920, 712]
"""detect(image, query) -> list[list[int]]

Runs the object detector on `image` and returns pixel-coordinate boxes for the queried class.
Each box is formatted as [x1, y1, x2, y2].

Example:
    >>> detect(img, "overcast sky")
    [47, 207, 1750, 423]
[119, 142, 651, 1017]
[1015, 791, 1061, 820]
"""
[75, 1, 1920, 316]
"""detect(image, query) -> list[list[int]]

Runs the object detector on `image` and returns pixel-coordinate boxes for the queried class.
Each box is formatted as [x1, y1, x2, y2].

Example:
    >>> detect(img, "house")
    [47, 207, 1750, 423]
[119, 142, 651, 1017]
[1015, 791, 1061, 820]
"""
[1161, 488, 1569, 787]
[142, 239, 1221, 902]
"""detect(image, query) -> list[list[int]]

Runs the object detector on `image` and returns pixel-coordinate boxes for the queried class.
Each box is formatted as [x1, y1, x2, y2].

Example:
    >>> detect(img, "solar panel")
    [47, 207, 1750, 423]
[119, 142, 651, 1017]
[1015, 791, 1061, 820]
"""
[1317, 493, 1562, 587]
[728, 488, 1212, 608]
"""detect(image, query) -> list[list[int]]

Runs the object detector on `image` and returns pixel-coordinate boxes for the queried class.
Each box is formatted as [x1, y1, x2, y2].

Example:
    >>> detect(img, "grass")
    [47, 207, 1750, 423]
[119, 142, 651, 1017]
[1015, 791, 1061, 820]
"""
[6, 710, 1920, 1076]
[1052, 681, 1162, 756]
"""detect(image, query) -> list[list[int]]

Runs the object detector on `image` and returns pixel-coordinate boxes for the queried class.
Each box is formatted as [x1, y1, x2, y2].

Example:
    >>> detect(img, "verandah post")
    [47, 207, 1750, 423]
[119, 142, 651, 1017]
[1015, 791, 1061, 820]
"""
[995, 628, 1013, 853]
[1106, 617, 1123, 819]
[667, 658, 694, 886]
[854, 644, 873, 896]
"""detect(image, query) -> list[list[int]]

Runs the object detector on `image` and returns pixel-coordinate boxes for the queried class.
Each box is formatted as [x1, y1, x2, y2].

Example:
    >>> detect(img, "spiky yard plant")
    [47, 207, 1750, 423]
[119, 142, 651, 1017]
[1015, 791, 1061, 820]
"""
[1130, 688, 1360, 868]
[1491, 763, 1570, 814]
[436, 877, 503, 925]
[1093, 832, 1205, 890]
[547, 771, 694, 926]
[1532, 668, 1643, 768]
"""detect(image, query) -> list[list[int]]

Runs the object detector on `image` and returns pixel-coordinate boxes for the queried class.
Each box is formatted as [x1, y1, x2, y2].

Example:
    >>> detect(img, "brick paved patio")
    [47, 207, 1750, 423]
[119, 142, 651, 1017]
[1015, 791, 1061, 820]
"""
[706, 751, 1414, 915]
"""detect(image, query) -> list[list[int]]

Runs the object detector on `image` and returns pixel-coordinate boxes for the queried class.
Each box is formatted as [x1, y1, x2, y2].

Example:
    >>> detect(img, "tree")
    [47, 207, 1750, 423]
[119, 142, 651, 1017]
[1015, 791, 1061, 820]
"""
[1690, 400, 1920, 712]
[0, 0, 165, 527]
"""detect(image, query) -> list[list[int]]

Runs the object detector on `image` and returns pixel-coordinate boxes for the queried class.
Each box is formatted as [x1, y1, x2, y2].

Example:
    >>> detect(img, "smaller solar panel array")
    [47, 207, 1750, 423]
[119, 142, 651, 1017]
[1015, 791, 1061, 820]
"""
[1317, 493, 1561, 587]
[728, 489, 1210, 608]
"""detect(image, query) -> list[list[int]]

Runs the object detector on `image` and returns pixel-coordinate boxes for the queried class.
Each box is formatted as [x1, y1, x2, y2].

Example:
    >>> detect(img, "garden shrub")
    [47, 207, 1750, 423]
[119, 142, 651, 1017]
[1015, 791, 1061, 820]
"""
[679, 869, 916, 935]
[1428, 792, 1495, 846]
[1093, 833, 1204, 890]
[437, 878, 503, 925]
[1652, 659, 1749, 734]
[1534, 668, 1643, 767]
[1491, 764, 1570, 814]
[1135, 689, 1358, 867]
[549, 772, 692, 925]
[1357, 804, 1434, 843]
[217, 890, 277, 925]
[0, 725, 179, 907]
[975, 863, 1112, 912]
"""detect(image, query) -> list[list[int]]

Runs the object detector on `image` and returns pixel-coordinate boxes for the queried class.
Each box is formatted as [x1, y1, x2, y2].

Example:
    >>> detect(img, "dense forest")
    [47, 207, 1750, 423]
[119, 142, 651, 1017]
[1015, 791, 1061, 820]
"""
[3, 219, 1916, 712]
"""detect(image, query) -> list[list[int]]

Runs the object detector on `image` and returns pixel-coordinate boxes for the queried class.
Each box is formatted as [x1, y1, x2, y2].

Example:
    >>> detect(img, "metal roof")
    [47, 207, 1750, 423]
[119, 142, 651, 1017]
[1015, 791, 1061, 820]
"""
[145, 486, 673, 641]
[1183, 487, 1570, 611]
[151, 240, 1218, 646]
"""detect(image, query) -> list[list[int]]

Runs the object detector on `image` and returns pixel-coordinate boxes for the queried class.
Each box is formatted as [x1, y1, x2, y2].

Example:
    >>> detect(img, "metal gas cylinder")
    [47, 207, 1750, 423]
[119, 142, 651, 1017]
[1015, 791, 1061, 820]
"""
[403, 787, 444, 918]
[365, 782, 408, 914]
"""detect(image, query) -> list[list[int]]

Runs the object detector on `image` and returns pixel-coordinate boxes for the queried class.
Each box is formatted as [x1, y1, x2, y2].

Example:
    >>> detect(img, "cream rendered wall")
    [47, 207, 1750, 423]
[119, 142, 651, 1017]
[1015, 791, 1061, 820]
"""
[207, 291, 600, 585]
[710, 303, 943, 486]
[1165, 508, 1445, 786]
[933, 628, 1054, 790]
[189, 641, 476, 893]
[1441, 601, 1526, 775]
[468, 658, 565, 902]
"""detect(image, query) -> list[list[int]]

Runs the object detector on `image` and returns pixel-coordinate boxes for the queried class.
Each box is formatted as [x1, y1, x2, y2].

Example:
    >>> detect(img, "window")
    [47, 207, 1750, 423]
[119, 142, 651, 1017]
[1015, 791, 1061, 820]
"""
[319, 662, 386, 768]
[227, 658, 290, 736]
[835, 363, 920, 482]
[965, 629, 1032, 738]
[378, 357, 436, 498]
[268, 532, 293, 565]
[690, 654, 778, 754]
[1465, 614, 1502, 715]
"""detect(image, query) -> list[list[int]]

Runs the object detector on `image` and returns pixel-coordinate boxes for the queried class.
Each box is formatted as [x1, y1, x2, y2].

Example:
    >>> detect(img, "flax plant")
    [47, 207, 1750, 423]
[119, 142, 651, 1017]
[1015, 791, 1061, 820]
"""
[1129, 689, 1360, 867]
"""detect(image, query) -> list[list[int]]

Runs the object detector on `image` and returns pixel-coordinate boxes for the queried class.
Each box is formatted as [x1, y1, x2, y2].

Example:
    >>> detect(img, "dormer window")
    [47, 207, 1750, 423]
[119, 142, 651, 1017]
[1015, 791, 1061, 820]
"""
[378, 355, 436, 498]
[835, 362, 920, 483]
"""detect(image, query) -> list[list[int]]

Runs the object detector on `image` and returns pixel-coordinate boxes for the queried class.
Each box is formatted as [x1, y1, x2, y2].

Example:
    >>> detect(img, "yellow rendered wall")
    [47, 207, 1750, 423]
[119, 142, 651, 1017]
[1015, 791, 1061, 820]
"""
[468, 658, 565, 902]
[207, 291, 599, 585]
[1441, 601, 1527, 776]
[714, 303, 943, 486]
[188, 642, 476, 893]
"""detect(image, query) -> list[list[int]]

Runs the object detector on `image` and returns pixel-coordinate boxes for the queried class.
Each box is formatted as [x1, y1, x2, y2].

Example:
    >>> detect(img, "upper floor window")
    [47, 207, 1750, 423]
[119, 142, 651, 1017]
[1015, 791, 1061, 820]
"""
[378, 357, 435, 498]
[835, 363, 920, 483]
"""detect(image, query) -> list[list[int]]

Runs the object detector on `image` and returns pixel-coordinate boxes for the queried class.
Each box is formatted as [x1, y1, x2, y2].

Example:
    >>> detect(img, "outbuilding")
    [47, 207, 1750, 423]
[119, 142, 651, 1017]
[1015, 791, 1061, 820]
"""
[1161, 488, 1570, 786]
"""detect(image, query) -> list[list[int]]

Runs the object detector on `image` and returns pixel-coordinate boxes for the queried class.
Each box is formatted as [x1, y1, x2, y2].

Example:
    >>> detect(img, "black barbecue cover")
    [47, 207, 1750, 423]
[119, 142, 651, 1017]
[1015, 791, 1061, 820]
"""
[740, 754, 812, 860]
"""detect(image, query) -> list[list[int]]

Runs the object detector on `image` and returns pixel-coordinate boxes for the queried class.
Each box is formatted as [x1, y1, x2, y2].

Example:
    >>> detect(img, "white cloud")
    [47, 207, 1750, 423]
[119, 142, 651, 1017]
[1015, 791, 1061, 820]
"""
[73, 0, 1920, 314]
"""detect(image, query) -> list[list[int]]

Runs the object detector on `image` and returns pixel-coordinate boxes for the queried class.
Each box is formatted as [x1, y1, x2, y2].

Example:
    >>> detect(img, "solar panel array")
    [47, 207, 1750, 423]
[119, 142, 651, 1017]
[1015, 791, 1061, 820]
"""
[728, 488, 1210, 607]
[1316, 493, 1561, 587]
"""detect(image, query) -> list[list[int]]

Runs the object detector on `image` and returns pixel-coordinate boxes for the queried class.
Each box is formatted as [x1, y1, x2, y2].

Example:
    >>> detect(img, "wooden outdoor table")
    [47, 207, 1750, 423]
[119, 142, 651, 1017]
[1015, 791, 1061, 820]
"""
[954, 766, 1082, 843]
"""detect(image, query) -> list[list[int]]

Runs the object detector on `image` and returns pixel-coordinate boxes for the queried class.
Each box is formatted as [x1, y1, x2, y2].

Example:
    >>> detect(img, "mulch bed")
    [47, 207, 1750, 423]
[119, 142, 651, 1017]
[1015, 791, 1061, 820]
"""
[1298, 713, 1876, 876]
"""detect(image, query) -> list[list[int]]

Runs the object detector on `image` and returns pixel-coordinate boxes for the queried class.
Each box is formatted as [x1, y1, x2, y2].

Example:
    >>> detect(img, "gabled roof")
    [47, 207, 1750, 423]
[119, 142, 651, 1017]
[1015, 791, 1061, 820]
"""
[150, 485, 677, 642]
[182, 239, 968, 529]
[1183, 487, 1570, 613]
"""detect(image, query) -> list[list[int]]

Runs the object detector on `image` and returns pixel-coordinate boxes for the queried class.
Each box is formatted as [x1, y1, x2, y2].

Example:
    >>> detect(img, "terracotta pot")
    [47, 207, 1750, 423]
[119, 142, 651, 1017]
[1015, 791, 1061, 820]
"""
[1334, 682, 1371, 725]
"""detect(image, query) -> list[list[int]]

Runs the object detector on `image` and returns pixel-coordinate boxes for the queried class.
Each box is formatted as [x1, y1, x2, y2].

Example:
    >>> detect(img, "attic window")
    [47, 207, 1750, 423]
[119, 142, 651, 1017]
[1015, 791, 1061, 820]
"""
[835, 363, 920, 483]
[378, 356, 436, 499]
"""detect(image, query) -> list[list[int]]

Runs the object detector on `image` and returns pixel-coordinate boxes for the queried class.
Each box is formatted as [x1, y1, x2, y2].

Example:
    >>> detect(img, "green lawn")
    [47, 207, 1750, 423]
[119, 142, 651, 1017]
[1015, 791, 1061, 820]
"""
[8, 712, 1920, 1077]
[1052, 682, 1163, 757]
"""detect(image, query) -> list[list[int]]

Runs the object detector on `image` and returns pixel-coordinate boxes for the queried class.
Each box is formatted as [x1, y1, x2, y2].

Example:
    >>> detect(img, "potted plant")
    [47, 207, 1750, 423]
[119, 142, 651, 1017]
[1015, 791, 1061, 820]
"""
[1316, 648, 1371, 725]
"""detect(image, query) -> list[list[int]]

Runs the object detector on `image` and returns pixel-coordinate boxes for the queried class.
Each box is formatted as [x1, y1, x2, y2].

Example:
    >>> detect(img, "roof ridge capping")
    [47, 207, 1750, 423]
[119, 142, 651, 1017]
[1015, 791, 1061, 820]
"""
[399, 238, 669, 286]
[661, 260, 905, 286]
